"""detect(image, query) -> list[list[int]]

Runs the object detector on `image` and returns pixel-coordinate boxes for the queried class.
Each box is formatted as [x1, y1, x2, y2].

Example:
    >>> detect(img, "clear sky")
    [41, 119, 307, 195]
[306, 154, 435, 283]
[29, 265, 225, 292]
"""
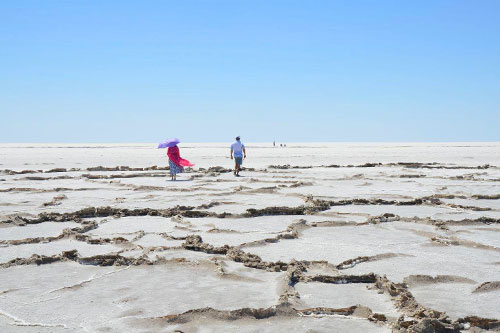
[1, 1, 499, 143]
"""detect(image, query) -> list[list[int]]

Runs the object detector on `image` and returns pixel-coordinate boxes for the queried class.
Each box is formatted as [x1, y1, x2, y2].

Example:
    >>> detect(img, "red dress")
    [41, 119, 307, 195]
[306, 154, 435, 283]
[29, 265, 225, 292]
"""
[167, 146, 194, 167]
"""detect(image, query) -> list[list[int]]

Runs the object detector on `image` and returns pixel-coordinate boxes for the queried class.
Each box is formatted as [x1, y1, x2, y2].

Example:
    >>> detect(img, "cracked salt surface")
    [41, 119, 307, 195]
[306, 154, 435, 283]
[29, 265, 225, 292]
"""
[0, 262, 283, 331]
[343, 245, 500, 284]
[204, 193, 306, 215]
[188, 215, 329, 247]
[132, 233, 184, 248]
[448, 225, 500, 248]
[87, 216, 180, 235]
[164, 316, 392, 333]
[327, 204, 466, 219]
[246, 223, 431, 264]
[1, 143, 500, 331]
[147, 248, 224, 262]
[0, 221, 80, 240]
[442, 198, 500, 210]
[410, 283, 500, 320]
[0, 239, 122, 263]
[295, 282, 400, 319]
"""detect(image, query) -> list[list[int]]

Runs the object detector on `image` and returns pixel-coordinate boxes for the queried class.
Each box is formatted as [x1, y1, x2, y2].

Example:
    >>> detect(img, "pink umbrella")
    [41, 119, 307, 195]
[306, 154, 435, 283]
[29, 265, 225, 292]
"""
[158, 138, 180, 148]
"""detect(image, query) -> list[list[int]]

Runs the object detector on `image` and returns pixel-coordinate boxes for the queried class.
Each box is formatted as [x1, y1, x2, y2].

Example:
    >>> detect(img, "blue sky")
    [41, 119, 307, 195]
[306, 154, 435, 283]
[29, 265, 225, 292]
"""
[1, 1, 499, 142]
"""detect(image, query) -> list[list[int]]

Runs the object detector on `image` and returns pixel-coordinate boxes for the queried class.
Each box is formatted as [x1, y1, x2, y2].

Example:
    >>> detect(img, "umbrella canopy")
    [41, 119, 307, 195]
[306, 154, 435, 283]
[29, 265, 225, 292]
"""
[158, 138, 180, 148]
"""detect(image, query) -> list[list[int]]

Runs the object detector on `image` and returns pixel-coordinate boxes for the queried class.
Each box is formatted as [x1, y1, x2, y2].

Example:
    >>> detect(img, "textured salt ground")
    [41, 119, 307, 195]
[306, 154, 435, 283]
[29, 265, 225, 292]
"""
[132, 234, 184, 248]
[2, 173, 95, 185]
[442, 198, 500, 210]
[0, 221, 80, 240]
[294, 282, 400, 318]
[88, 215, 328, 248]
[0, 314, 67, 332]
[409, 283, 500, 320]
[279, 178, 434, 200]
[3, 164, 498, 216]
[326, 204, 500, 221]
[0, 239, 123, 263]
[185, 215, 330, 234]
[0, 262, 283, 331]
[91, 175, 201, 189]
[3, 143, 500, 169]
[0, 189, 156, 215]
[0, 187, 309, 216]
[146, 248, 224, 262]
[437, 182, 500, 197]
[276, 167, 500, 195]
[324, 204, 463, 219]
[244, 222, 436, 264]
[433, 210, 500, 221]
[342, 242, 500, 284]
[87, 216, 186, 236]
[109, 195, 215, 211]
[84, 215, 296, 246]
[1, 143, 500, 331]
[160, 316, 391, 333]
[204, 193, 306, 215]
[448, 225, 500, 248]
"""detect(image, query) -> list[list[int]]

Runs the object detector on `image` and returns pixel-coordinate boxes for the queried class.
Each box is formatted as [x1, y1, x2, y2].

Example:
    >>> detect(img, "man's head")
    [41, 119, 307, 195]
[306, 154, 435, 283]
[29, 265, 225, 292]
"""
[236, 136, 240, 141]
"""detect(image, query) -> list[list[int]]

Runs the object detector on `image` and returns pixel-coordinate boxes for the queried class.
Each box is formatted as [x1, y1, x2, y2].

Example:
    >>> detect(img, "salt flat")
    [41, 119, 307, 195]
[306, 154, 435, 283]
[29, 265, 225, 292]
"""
[1, 143, 500, 332]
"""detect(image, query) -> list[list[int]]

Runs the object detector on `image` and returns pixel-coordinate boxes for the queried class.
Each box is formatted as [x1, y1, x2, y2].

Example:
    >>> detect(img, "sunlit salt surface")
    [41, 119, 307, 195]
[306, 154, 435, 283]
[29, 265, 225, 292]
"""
[1, 143, 500, 331]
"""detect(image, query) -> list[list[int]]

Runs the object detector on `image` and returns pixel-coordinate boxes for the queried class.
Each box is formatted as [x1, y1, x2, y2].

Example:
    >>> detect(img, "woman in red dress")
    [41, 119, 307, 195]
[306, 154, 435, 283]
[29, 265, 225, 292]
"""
[167, 144, 194, 181]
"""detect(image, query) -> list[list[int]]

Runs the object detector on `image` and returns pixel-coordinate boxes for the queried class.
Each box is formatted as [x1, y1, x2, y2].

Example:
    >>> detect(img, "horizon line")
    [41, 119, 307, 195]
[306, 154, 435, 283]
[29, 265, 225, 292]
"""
[1, 141, 500, 144]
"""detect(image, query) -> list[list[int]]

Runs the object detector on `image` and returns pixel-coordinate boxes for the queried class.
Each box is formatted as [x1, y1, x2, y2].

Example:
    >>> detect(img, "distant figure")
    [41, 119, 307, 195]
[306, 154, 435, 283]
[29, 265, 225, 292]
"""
[167, 144, 194, 181]
[280, 144, 283, 147]
[273, 141, 275, 147]
[230, 136, 246, 176]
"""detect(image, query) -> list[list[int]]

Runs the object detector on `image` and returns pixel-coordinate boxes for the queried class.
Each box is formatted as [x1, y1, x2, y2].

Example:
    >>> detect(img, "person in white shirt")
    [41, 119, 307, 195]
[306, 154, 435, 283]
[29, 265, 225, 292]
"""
[230, 136, 246, 176]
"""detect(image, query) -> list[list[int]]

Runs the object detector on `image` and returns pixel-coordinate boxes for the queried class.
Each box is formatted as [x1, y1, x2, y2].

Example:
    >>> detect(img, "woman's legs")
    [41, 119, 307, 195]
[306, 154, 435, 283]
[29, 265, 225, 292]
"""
[168, 159, 182, 180]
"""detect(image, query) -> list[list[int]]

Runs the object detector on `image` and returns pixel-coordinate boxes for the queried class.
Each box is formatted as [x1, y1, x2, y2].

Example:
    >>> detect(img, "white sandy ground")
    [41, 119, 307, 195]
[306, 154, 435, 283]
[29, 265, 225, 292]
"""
[1, 143, 500, 331]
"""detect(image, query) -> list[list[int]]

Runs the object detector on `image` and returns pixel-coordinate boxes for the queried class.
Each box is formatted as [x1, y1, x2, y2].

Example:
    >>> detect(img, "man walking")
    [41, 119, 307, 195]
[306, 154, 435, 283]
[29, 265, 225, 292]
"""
[230, 136, 246, 176]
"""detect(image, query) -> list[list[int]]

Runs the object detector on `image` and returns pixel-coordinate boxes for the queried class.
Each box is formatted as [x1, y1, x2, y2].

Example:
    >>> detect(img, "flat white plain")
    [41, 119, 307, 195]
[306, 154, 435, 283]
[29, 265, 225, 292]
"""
[0, 143, 499, 332]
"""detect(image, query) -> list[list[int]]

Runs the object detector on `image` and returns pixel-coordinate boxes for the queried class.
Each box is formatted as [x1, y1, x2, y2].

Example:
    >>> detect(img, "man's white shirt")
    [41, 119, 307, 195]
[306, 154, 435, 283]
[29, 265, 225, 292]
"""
[231, 141, 245, 157]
